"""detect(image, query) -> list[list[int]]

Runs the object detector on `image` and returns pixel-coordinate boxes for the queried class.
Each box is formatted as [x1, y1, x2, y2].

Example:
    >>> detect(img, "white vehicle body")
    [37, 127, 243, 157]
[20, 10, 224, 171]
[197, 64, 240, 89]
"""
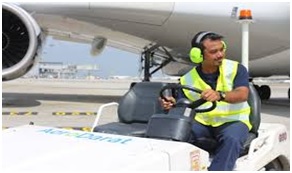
[3, 125, 209, 171]
[2, 2, 290, 171]
[2, 123, 289, 171]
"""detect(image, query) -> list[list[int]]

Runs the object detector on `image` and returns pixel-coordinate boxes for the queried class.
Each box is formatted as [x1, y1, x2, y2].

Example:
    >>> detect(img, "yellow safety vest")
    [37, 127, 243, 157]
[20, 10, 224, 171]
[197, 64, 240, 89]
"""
[180, 59, 252, 130]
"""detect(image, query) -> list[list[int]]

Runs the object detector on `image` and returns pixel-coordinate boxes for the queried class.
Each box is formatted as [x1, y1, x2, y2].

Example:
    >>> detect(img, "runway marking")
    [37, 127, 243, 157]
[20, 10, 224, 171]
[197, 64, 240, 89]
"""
[2, 127, 92, 132]
[2, 112, 38, 116]
[2, 112, 97, 116]
[53, 112, 97, 116]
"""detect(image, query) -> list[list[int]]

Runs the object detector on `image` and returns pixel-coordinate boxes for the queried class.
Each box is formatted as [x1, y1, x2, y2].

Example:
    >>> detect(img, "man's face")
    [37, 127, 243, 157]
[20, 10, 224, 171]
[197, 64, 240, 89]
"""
[202, 38, 225, 67]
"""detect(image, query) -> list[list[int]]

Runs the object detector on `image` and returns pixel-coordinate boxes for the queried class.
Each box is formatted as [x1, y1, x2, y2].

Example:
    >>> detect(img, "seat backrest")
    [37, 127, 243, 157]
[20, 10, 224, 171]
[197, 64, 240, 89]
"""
[118, 82, 167, 123]
[248, 83, 261, 135]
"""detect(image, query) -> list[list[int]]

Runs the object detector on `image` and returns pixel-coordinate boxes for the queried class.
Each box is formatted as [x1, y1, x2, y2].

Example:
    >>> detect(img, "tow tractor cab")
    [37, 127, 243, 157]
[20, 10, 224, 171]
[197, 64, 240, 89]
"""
[92, 81, 290, 171]
[3, 81, 289, 171]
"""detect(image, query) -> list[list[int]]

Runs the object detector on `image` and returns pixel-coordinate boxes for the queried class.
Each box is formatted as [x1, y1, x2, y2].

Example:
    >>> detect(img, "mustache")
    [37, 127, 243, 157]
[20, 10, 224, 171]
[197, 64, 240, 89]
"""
[215, 57, 223, 61]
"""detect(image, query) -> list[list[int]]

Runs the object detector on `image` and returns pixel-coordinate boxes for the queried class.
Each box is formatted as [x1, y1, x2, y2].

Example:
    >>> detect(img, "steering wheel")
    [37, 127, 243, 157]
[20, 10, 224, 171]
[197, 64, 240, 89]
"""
[160, 83, 216, 113]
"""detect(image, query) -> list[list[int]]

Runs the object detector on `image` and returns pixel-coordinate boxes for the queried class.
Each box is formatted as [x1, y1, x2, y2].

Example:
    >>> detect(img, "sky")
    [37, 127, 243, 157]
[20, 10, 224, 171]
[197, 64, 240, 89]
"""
[31, 36, 145, 78]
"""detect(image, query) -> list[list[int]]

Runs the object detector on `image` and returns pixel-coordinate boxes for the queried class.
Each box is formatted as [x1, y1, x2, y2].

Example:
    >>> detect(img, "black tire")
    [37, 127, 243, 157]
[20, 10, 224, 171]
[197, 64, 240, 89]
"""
[260, 85, 271, 100]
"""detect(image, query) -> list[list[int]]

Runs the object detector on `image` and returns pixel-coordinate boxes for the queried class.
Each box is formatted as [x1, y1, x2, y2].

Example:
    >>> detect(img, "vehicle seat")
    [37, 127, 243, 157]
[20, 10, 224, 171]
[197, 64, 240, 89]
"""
[92, 82, 167, 137]
[241, 83, 261, 155]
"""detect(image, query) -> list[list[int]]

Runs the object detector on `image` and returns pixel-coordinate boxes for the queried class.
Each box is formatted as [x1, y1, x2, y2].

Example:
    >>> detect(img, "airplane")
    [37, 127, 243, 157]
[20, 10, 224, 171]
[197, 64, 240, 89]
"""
[2, 2, 290, 100]
[2, 2, 290, 171]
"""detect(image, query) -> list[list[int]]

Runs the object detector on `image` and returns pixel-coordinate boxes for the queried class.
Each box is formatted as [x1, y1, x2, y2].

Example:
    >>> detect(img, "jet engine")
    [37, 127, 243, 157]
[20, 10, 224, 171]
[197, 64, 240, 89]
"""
[2, 3, 43, 81]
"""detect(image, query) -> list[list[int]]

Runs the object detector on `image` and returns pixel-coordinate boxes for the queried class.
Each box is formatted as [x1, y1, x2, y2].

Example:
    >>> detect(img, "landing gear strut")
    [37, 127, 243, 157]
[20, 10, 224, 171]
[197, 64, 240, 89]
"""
[140, 44, 174, 82]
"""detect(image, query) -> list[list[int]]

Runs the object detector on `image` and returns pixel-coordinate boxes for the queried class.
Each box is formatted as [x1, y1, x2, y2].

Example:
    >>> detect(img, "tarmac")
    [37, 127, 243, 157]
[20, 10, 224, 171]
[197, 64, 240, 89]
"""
[2, 78, 133, 129]
[2, 78, 290, 128]
[2, 78, 290, 159]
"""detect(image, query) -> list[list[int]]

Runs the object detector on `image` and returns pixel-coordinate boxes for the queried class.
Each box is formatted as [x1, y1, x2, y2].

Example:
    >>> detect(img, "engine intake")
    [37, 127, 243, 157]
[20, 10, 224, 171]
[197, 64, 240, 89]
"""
[2, 3, 42, 81]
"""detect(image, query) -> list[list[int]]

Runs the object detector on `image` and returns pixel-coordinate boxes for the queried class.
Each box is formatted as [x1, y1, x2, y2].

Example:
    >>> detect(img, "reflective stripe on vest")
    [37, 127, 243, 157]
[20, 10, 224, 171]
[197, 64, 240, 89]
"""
[180, 59, 252, 130]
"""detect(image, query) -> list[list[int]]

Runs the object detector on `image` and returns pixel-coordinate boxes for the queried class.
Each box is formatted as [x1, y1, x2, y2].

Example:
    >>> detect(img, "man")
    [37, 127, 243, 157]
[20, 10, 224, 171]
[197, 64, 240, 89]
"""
[160, 31, 251, 171]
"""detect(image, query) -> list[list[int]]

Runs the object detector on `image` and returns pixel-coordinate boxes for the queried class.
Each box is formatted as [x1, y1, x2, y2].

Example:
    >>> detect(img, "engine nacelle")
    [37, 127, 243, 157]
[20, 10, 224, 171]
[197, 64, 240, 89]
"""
[2, 3, 43, 81]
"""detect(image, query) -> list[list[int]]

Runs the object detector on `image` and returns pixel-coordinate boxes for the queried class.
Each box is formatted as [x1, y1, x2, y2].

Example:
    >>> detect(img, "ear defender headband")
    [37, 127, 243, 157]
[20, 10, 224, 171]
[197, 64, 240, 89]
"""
[190, 31, 227, 64]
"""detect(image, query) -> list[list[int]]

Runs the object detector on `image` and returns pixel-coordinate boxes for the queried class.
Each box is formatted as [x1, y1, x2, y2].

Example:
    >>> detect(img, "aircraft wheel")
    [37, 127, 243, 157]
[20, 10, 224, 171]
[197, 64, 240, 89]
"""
[260, 85, 271, 100]
[264, 158, 283, 171]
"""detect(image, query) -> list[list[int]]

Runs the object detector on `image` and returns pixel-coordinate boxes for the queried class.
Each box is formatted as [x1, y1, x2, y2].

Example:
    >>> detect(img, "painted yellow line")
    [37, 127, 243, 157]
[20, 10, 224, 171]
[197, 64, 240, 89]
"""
[2, 112, 38, 115]
[53, 112, 97, 116]
[2, 127, 92, 132]
[2, 112, 97, 116]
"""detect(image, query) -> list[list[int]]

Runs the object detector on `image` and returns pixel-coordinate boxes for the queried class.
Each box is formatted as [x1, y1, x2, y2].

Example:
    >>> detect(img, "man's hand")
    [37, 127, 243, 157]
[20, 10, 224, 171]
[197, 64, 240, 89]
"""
[201, 87, 249, 103]
[159, 96, 176, 110]
[201, 89, 221, 102]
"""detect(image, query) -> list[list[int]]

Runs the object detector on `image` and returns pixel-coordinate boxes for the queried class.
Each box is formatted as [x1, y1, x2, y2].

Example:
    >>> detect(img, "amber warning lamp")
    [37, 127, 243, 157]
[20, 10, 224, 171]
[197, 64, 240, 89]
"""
[237, 9, 254, 70]
[239, 9, 252, 20]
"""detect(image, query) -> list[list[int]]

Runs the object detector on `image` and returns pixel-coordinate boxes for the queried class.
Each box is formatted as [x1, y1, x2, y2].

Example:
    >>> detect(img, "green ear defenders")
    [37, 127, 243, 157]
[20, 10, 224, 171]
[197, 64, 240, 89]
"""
[190, 31, 227, 64]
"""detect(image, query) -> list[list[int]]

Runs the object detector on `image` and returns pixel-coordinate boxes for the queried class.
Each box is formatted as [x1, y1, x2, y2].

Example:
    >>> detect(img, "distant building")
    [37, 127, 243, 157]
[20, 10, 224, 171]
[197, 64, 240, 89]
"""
[38, 62, 77, 79]
[38, 62, 99, 79]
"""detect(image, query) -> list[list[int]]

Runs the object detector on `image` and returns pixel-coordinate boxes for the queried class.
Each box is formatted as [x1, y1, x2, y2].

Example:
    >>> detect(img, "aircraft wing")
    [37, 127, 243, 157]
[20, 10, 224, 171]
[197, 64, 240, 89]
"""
[2, 2, 290, 81]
